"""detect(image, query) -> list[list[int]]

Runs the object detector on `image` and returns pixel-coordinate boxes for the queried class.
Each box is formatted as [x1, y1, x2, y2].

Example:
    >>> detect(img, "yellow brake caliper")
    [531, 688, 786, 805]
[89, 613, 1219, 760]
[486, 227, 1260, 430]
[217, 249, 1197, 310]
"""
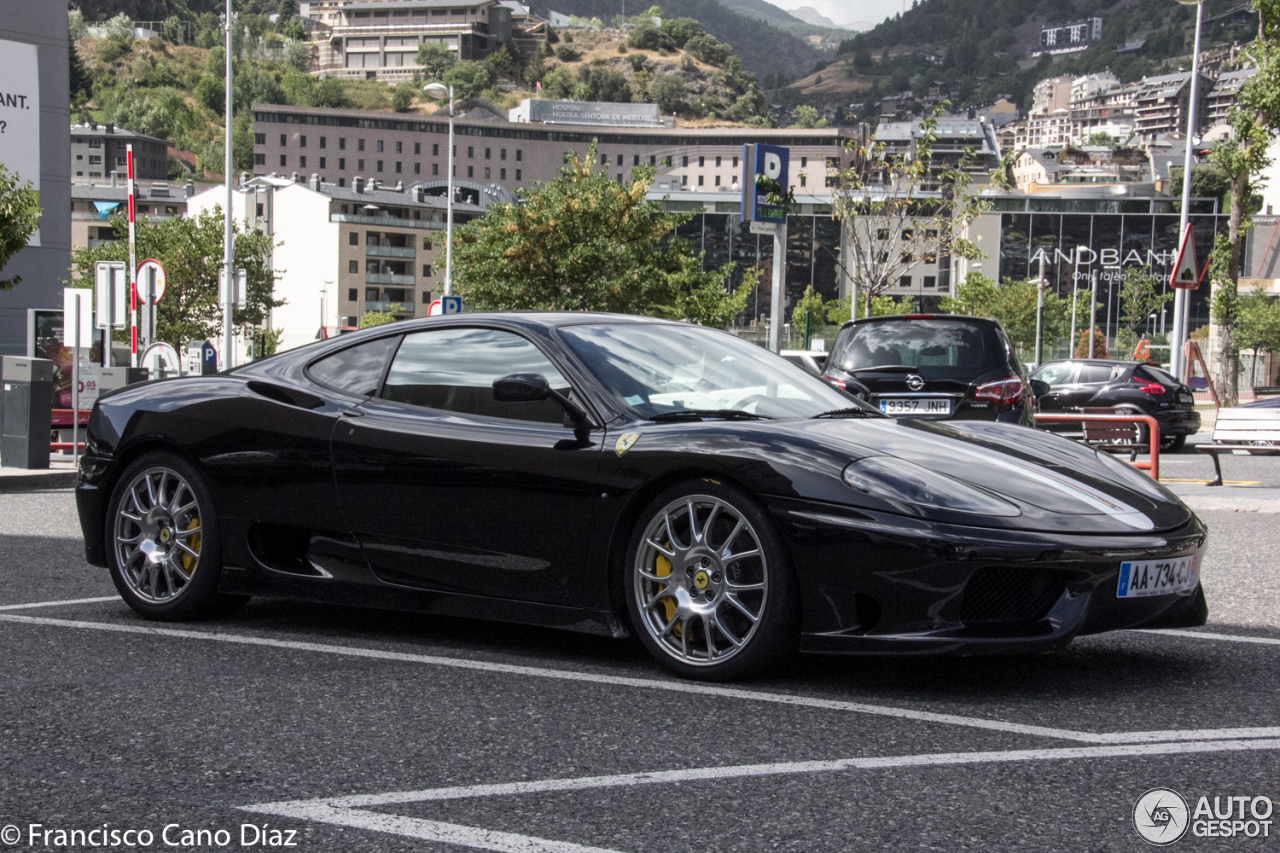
[655, 549, 681, 637]
[180, 517, 201, 575]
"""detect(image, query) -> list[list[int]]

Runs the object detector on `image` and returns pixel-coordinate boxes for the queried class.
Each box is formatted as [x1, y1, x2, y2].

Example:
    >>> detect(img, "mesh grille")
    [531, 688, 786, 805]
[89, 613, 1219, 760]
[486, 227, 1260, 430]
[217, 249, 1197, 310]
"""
[960, 567, 1068, 624]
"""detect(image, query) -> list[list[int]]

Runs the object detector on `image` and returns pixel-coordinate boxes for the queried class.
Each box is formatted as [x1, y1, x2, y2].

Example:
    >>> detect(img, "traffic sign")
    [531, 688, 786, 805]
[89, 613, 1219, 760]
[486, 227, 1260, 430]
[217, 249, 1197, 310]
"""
[220, 268, 247, 309]
[427, 299, 443, 316]
[1169, 224, 1199, 290]
[140, 341, 181, 378]
[742, 143, 790, 224]
[441, 295, 463, 315]
[94, 261, 127, 330]
[136, 259, 166, 304]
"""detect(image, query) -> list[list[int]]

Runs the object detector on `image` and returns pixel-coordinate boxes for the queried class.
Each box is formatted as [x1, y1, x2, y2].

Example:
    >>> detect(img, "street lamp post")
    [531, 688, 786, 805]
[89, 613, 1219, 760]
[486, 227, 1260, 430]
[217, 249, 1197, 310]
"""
[423, 82, 455, 296]
[222, 0, 235, 370]
[1170, 0, 1206, 380]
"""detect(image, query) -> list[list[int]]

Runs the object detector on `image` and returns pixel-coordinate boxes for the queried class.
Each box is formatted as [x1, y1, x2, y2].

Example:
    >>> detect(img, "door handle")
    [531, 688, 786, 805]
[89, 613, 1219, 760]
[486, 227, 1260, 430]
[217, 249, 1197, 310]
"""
[341, 409, 366, 418]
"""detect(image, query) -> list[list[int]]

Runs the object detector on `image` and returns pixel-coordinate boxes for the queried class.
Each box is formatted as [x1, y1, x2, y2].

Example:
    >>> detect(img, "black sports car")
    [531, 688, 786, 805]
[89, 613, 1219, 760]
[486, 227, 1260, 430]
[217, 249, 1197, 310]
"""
[76, 313, 1208, 680]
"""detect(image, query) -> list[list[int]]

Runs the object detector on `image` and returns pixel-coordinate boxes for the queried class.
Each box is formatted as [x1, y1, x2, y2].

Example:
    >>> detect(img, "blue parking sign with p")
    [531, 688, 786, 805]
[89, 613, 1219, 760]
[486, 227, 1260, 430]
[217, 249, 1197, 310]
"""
[742, 143, 789, 223]
[442, 296, 463, 315]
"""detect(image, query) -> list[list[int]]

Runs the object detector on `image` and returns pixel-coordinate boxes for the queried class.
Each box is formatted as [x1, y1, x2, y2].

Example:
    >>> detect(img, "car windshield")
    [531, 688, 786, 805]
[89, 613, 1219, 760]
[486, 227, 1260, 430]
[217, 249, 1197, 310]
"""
[830, 319, 1008, 380]
[559, 323, 866, 419]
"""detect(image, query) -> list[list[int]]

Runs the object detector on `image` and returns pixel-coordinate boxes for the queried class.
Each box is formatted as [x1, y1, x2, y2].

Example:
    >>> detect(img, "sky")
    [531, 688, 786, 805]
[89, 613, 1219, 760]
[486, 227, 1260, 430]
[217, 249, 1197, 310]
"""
[767, 0, 906, 28]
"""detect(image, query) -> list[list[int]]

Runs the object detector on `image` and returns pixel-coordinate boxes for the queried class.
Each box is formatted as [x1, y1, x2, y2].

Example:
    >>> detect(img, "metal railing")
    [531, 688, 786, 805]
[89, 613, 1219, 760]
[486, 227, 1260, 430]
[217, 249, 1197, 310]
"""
[1033, 412, 1161, 480]
[366, 300, 416, 314]
[332, 214, 443, 230]
[366, 245, 415, 258]
[365, 273, 415, 285]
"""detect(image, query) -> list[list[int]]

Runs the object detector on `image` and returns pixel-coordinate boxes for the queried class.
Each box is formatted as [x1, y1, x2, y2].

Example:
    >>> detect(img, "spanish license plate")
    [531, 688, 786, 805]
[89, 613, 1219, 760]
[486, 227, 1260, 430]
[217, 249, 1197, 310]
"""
[1116, 556, 1199, 599]
[880, 398, 952, 416]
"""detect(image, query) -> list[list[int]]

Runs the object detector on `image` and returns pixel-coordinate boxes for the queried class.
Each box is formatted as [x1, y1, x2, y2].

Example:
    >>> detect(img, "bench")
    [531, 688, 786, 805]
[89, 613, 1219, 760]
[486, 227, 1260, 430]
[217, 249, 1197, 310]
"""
[1081, 407, 1142, 461]
[1196, 407, 1280, 486]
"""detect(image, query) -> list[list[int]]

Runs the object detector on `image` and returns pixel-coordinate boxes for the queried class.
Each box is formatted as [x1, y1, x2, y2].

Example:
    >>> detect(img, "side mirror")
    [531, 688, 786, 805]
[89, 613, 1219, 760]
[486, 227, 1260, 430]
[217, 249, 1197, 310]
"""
[1030, 379, 1050, 398]
[493, 373, 550, 403]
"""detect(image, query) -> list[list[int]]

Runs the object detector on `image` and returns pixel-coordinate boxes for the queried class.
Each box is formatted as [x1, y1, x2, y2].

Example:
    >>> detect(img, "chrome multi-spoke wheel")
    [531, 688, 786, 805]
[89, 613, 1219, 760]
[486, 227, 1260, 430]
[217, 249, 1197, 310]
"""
[632, 492, 772, 670]
[114, 465, 204, 603]
[107, 453, 244, 620]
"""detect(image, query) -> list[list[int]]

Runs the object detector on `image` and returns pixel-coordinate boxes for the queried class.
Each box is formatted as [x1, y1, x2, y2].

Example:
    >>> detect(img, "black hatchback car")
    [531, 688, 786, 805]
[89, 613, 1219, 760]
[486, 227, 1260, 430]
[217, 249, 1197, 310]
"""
[821, 314, 1032, 424]
[1031, 359, 1201, 451]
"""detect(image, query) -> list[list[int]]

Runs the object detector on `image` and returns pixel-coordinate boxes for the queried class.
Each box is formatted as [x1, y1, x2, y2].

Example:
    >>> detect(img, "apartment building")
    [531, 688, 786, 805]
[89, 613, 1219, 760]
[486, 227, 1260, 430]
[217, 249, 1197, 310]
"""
[70, 122, 168, 181]
[302, 0, 505, 81]
[1205, 66, 1257, 127]
[1134, 71, 1211, 140]
[189, 173, 483, 350]
[1030, 76, 1074, 117]
[1039, 17, 1103, 51]
[70, 181, 193, 252]
[252, 104, 847, 199]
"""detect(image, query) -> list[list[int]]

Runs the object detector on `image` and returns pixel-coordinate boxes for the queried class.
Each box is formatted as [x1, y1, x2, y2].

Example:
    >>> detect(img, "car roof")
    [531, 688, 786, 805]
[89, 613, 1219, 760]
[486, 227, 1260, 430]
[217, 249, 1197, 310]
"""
[1035, 359, 1143, 368]
[841, 313, 1003, 329]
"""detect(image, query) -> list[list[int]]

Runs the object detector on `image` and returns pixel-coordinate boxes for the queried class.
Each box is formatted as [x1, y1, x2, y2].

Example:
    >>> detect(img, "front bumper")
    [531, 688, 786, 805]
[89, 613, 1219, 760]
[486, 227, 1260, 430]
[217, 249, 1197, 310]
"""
[767, 497, 1207, 655]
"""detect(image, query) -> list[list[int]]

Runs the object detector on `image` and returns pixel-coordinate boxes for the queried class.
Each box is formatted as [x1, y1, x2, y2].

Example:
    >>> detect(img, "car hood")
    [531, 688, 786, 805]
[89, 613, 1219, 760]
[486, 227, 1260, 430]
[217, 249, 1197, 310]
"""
[740, 417, 1192, 534]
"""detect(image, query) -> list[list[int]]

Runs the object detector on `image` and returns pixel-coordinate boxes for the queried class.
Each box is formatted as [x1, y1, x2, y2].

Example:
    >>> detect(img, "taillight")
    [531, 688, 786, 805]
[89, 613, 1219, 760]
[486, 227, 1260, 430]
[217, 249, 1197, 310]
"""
[822, 376, 847, 390]
[974, 376, 1024, 410]
[1134, 380, 1165, 395]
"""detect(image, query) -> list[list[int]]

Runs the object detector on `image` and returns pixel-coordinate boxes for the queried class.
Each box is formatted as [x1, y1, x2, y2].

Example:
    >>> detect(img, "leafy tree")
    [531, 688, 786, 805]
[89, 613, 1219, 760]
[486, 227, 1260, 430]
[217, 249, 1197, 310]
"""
[628, 20, 666, 51]
[661, 17, 703, 48]
[69, 44, 92, 104]
[648, 73, 687, 113]
[442, 61, 493, 101]
[103, 13, 135, 50]
[162, 16, 183, 44]
[283, 40, 312, 73]
[453, 142, 746, 326]
[555, 45, 583, 62]
[940, 271, 997, 316]
[69, 209, 280, 349]
[416, 43, 457, 80]
[1074, 329, 1108, 359]
[831, 106, 1007, 315]
[1170, 165, 1231, 212]
[943, 273, 1067, 352]
[391, 83, 415, 112]
[104, 89, 195, 141]
[1117, 266, 1174, 350]
[196, 75, 225, 114]
[685, 34, 729, 67]
[542, 65, 576, 99]
[791, 105, 827, 128]
[576, 66, 632, 102]
[68, 9, 88, 41]
[1237, 284, 1280, 382]
[0, 165, 41, 291]
[360, 305, 402, 328]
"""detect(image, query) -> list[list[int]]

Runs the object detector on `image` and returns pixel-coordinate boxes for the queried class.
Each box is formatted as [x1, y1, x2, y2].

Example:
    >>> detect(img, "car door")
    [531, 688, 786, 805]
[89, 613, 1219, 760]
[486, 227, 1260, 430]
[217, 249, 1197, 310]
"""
[1065, 363, 1119, 409]
[330, 325, 603, 606]
[1032, 362, 1078, 413]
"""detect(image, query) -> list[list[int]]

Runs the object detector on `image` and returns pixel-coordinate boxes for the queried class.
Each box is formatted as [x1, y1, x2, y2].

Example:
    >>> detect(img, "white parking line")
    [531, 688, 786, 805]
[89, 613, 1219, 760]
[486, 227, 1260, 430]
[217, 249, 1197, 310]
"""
[243, 738, 1280, 853]
[4, 613, 1278, 749]
[1137, 628, 1280, 646]
[0, 596, 119, 611]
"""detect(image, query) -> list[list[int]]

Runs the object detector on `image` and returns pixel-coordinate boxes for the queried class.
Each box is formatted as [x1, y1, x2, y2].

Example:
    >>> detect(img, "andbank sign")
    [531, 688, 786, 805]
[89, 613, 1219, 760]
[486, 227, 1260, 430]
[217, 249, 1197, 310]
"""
[1030, 246, 1180, 282]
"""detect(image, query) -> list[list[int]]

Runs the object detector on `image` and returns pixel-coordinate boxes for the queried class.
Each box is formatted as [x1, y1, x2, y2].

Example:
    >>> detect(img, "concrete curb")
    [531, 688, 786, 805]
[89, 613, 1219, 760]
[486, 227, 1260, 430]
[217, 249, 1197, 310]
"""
[1180, 495, 1280, 513]
[0, 470, 78, 492]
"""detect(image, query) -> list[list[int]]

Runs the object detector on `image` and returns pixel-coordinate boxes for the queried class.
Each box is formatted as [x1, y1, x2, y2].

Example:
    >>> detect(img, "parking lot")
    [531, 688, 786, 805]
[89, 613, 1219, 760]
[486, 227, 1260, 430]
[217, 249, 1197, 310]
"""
[2, 464, 1278, 852]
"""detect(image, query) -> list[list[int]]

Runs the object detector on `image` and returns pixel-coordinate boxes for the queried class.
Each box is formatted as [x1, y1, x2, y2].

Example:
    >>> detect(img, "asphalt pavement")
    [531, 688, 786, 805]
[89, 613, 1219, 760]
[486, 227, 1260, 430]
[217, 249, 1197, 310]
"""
[1, 486, 1278, 853]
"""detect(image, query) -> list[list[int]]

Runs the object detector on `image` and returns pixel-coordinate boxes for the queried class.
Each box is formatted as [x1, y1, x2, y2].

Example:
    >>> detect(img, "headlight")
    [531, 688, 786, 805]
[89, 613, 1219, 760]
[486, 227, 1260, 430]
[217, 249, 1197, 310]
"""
[841, 457, 1022, 517]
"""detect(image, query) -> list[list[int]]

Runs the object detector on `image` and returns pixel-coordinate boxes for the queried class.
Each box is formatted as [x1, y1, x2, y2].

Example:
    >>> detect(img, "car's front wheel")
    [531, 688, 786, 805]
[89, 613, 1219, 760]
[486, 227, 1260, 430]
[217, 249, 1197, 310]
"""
[624, 481, 797, 680]
[106, 452, 246, 620]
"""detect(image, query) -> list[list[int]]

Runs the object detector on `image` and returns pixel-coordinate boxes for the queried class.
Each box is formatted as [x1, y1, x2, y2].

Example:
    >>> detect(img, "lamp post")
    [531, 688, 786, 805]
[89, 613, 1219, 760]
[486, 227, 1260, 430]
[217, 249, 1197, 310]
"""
[222, 0, 235, 370]
[1170, 0, 1206, 380]
[423, 82, 455, 296]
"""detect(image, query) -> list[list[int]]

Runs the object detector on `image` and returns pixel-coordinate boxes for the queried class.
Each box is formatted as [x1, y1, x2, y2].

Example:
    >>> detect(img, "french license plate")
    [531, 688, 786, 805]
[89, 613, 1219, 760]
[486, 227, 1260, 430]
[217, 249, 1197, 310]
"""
[1116, 556, 1199, 599]
[880, 398, 951, 416]
[1179, 393, 1195, 404]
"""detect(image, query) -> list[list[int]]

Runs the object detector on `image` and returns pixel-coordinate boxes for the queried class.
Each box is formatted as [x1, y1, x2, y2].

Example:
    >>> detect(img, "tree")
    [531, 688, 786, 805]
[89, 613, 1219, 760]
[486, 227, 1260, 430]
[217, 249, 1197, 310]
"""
[452, 142, 747, 326]
[1236, 284, 1280, 383]
[791, 105, 827, 128]
[1074, 329, 1108, 359]
[1117, 266, 1174, 350]
[442, 61, 493, 101]
[68, 9, 88, 41]
[943, 274, 1068, 352]
[69, 209, 280, 348]
[391, 83, 414, 112]
[416, 43, 457, 80]
[283, 40, 312, 73]
[196, 75, 226, 114]
[831, 106, 1007, 315]
[0, 165, 41, 291]
[648, 73, 687, 113]
[360, 305, 402, 328]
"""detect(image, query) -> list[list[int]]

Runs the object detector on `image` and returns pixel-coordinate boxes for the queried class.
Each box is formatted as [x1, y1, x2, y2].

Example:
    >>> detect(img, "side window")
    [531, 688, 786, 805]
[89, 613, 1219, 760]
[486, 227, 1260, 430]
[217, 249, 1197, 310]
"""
[308, 336, 399, 396]
[1078, 364, 1113, 384]
[1034, 363, 1075, 387]
[381, 328, 571, 424]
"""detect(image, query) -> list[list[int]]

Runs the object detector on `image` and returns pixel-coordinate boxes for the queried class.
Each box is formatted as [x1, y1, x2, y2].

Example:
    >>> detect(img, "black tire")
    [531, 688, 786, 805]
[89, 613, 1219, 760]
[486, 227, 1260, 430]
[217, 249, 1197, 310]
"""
[1114, 406, 1148, 447]
[623, 479, 798, 681]
[105, 451, 248, 621]
[1160, 433, 1187, 452]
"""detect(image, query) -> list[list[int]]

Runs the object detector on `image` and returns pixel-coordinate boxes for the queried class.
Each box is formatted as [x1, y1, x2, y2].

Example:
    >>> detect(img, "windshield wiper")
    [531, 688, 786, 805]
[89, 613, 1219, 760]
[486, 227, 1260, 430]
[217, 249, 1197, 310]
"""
[847, 365, 921, 374]
[812, 407, 886, 419]
[649, 409, 774, 422]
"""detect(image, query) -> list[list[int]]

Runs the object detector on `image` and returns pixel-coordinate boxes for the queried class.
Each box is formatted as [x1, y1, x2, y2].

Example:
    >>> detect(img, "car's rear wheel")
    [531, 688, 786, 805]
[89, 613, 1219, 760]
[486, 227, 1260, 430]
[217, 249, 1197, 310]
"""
[106, 452, 247, 621]
[624, 481, 797, 680]
[1160, 433, 1187, 452]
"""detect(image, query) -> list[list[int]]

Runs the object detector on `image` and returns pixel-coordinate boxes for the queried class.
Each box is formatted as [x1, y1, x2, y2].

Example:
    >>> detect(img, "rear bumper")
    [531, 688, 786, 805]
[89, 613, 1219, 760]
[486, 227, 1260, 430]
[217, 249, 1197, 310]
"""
[767, 497, 1208, 655]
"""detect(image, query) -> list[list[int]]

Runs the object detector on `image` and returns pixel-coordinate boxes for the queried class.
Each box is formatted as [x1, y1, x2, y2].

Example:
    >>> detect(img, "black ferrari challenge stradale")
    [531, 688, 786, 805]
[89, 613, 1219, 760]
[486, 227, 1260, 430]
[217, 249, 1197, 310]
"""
[76, 313, 1209, 680]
